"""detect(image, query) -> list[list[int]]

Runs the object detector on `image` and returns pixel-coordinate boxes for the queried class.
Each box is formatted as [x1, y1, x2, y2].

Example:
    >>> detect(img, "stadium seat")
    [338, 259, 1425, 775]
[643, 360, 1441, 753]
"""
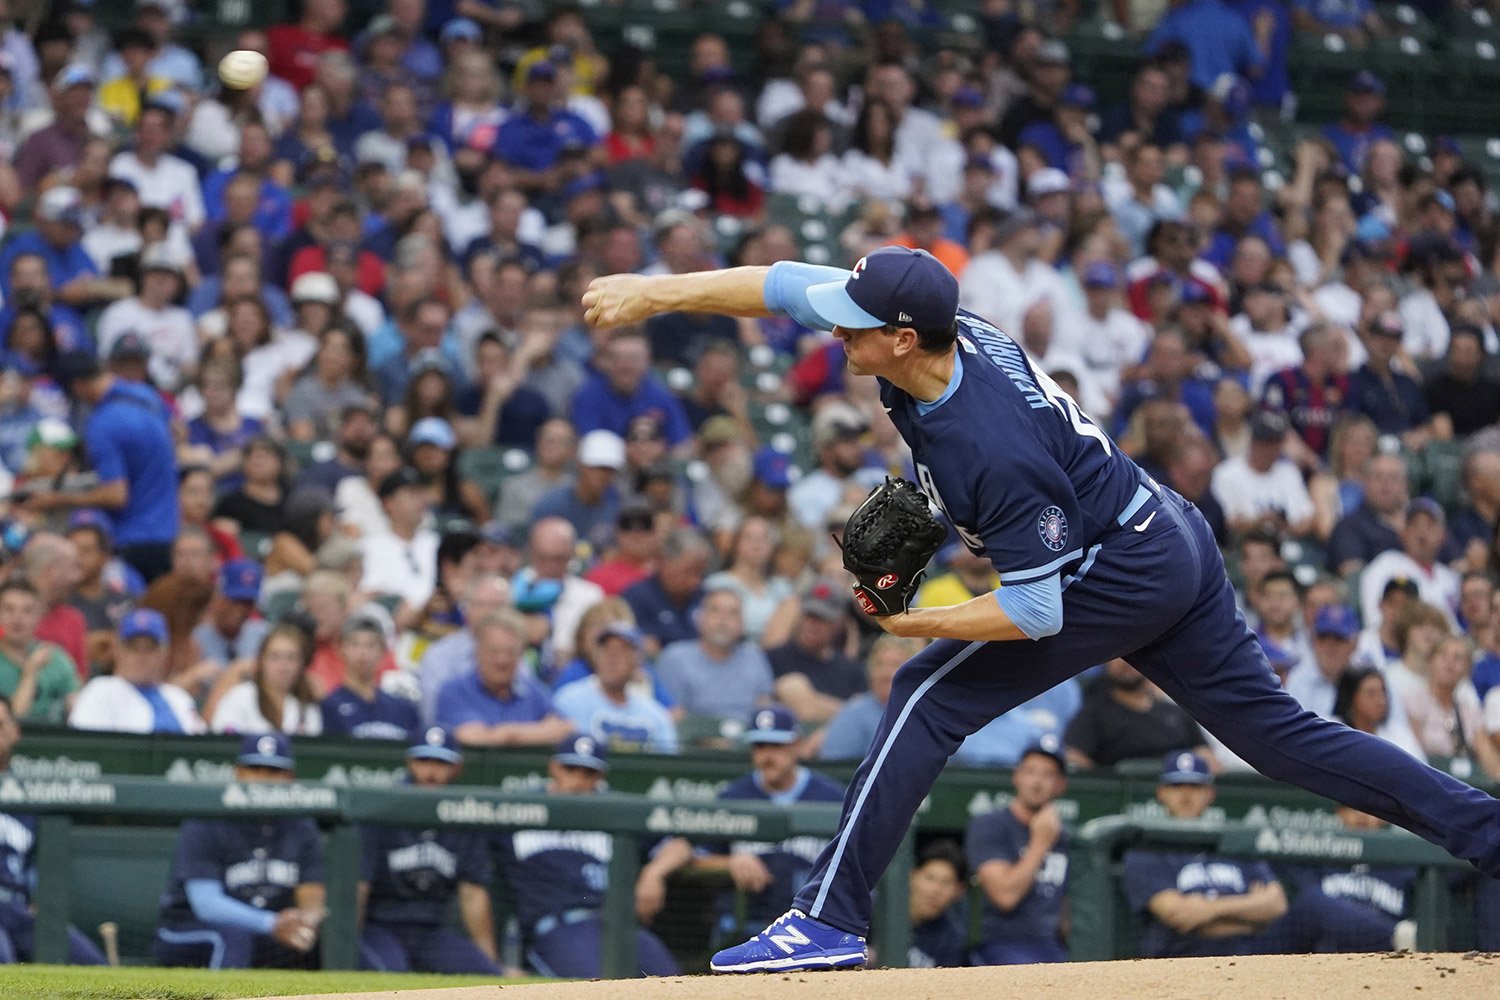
[458, 446, 524, 507]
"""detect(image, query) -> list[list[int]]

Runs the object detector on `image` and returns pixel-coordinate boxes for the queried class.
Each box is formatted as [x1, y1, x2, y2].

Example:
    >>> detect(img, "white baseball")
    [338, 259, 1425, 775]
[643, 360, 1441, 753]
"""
[218, 50, 269, 90]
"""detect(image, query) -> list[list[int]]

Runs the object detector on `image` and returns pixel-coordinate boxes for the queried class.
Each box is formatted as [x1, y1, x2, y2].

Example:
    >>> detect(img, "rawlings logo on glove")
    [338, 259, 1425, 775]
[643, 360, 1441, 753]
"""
[836, 477, 947, 617]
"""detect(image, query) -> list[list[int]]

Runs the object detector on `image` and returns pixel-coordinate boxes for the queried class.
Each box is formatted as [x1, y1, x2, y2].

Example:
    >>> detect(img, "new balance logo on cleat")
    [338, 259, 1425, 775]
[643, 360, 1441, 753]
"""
[710, 909, 868, 973]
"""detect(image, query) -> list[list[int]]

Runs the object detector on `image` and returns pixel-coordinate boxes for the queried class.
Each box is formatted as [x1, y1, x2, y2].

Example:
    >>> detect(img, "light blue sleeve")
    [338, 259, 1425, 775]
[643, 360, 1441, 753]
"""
[185, 879, 278, 935]
[763, 261, 853, 332]
[994, 575, 1064, 640]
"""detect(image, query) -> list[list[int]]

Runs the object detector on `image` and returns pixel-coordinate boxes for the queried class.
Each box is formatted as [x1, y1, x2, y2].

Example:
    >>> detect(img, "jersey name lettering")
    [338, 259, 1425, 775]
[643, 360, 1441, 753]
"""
[1176, 861, 1248, 896]
[512, 829, 612, 863]
[0, 814, 33, 855]
[387, 840, 458, 878]
[225, 858, 299, 891]
[959, 320, 1048, 410]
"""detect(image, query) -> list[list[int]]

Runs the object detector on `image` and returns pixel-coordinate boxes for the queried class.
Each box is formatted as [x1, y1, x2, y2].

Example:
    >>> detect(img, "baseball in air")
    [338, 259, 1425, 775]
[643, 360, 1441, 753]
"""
[218, 50, 269, 90]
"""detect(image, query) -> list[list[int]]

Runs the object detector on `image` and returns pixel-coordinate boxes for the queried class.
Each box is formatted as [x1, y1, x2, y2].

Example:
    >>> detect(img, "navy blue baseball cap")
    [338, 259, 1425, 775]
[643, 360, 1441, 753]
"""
[119, 608, 167, 645]
[1082, 262, 1119, 288]
[1313, 604, 1360, 640]
[1020, 733, 1067, 770]
[1160, 750, 1213, 786]
[66, 507, 114, 546]
[554, 733, 608, 772]
[745, 705, 799, 745]
[1349, 70, 1385, 96]
[752, 446, 792, 489]
[238, 733, 295, 771]
[219, 559, 262, 603]
[806, 247, 959, 332]
[409, 725, 464, 764]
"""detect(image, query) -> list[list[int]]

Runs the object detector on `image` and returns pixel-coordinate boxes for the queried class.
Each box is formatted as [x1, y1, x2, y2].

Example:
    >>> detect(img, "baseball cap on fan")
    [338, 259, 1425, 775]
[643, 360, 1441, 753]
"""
[806, 247, 959, 332]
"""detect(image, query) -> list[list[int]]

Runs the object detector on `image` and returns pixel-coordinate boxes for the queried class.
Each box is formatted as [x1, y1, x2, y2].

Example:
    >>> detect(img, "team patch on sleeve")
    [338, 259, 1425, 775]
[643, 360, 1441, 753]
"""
[1037, 506, 1069, 552]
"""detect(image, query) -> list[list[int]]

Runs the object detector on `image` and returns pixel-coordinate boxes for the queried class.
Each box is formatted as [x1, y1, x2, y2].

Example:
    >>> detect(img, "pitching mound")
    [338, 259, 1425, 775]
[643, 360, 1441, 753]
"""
[262, 952, 1500, 1000]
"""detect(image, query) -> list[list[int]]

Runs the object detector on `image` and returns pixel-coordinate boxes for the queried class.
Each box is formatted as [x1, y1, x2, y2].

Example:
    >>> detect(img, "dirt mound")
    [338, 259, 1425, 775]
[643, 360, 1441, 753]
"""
[260, 952, 1500, 1000]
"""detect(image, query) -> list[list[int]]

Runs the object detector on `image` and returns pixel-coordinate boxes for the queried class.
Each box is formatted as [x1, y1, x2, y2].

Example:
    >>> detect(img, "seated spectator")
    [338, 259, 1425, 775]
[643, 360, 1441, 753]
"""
[1145, 0, 1264, 92]
[434, 610, 572, 748]
[532, 430, 623, 555]
[1333, 665, 1426, 760]
[1349, 310, 1430, 444]
[583, 504, 659, 598]
[1451, 452, 1500, 569]
[139, 527, 219, 679]
[492, 736, 679, 978]
[967, 739, 1071, 965]
[358, 726, 502, 974]
[1358, 500, 1459, 630]
[0, 579, 79, 724]
[20, 532, 88, 682]
[1286, 605, 1360, 718]
[819, 636, 921, 761]
[701, 516, 794, 644]
[768, 581, 868, 724]
[1317, 73, 1394, 174]
[284, 328, 378, 443]
[0, 695, 107, 964]
[955, 677, 1084, 767]
[152, 733, 325, 970]
[1402, 635, 1500, 775]
[621, 528, 709, 654]
[1327, 453, 1407, 577]
[1229, 280, 1302, 394]
[416, 574, 510, 725]
[94, 249, 196, 391]
[569, 331, 691, 448]
[1251, 570, 1311, 684]
[183, 560, 270, 697]
[70, 608, 203, 733]
[656, 706, 844, 942]
[1165, 432, 1228, 546]
[213, 437, 289, 537]
[906, 841, 969, 968]
[1426, 327, 1500, 440]
[1064, 658, 1210, 768]
[361, 467, 441, 625]
[65, 509, 136, 675]
[553, 623, 677, 753]
[208, 623, 322, 736]
[915, 547, 1001, 609]
[494, 419, 576, 530]
[335, 433, 402, 540]
[516, 518, 606, 668]
[322, 616, 419, 742]
[1122, 752, 1290, 958]
[656, 586, 776, 724]
[1210, 412, 1316, 539]
[1259, 323, 1351, 463]
[181, 360, 264, 482]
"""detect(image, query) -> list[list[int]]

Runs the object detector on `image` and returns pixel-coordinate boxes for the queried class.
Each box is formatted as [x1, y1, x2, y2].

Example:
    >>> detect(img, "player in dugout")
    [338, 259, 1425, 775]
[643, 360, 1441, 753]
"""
[583, 246, 1500, 973]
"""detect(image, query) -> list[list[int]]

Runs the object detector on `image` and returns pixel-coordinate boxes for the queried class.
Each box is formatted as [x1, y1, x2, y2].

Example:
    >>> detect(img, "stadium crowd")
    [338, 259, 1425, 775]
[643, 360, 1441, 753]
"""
[0, 0, 1495, 975]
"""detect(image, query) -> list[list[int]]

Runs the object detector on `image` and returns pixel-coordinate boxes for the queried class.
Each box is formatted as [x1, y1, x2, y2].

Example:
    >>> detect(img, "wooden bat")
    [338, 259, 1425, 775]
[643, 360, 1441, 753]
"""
[98, 921, 120, 968]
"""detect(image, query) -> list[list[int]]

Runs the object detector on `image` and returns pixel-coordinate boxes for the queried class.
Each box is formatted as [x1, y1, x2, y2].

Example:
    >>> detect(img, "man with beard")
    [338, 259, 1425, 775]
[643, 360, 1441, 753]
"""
[357, 727, 501, 973]
[1063, 659, 1210, 768]
[296, 403, 380, 493]
[788, 403, 882, 531]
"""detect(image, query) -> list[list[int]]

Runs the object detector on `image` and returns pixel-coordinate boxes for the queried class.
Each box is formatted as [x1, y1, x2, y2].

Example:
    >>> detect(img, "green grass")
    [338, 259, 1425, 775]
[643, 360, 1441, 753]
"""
[0, 965, 537, 1000]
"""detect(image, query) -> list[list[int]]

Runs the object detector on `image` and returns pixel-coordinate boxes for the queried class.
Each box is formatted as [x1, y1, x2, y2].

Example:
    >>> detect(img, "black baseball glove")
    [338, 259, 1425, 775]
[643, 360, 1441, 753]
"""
[837, 477, 947, 617]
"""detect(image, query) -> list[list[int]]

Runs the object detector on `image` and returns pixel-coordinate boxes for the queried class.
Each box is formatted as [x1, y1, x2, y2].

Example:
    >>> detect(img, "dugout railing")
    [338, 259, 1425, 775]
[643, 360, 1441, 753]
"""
[1069, 815, 1475, 960]
[13, 774, 916, 977]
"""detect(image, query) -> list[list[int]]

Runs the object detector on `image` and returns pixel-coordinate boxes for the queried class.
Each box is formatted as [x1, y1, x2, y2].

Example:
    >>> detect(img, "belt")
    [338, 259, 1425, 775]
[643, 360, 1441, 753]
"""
[533, 907, 597, 939]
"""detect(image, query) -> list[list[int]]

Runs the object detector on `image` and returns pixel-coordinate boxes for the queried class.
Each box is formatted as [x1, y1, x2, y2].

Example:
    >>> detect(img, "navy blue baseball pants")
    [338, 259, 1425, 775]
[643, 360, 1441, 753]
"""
[359, 922, 502, 974]
[793, 484, 1500, 936]
[152, 920, 319, 969]
[527, 914, 678, 978]
[0, 900, 105, 965]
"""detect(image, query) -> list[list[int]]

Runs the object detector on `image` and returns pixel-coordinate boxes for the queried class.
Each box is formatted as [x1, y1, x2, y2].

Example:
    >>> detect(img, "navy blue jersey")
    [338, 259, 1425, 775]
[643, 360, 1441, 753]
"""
[1282, 863, 1415, 920]
[361, 824, 492, 926]
[881, 312, 1147, 584]
[0, 811, 35, 905]
[965, 808, 1069, 944]
[910, 906, 968, 968]
[322, 688, 420, 742]
[494, 828, 613, 932]
[711, 769, 846, 927]
[1121, 849, 1277, 957]
[158, 818, 324, 926]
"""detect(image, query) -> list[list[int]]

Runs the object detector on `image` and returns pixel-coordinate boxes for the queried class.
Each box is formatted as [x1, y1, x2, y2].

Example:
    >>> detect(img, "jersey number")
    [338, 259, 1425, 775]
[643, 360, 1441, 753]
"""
[914, 463, 983, 552]
[1035, 367, 1112, 455]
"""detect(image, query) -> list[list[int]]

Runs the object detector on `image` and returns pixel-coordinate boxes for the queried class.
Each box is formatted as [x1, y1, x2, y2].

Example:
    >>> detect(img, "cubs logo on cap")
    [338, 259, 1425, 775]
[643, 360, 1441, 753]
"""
[1020, 733, 1067, 770]
[805, 247, 959, 333]
[236, 732, 294, 770]
[219, 559, 263, 603]
[408, 726, 463, 764]
[745, 704, 799, 745]
[119, 608, 168, 645]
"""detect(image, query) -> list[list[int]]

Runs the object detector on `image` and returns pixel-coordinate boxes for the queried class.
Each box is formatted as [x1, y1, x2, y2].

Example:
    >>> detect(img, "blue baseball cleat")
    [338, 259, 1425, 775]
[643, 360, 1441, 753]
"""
[710, 909, 868, 973]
